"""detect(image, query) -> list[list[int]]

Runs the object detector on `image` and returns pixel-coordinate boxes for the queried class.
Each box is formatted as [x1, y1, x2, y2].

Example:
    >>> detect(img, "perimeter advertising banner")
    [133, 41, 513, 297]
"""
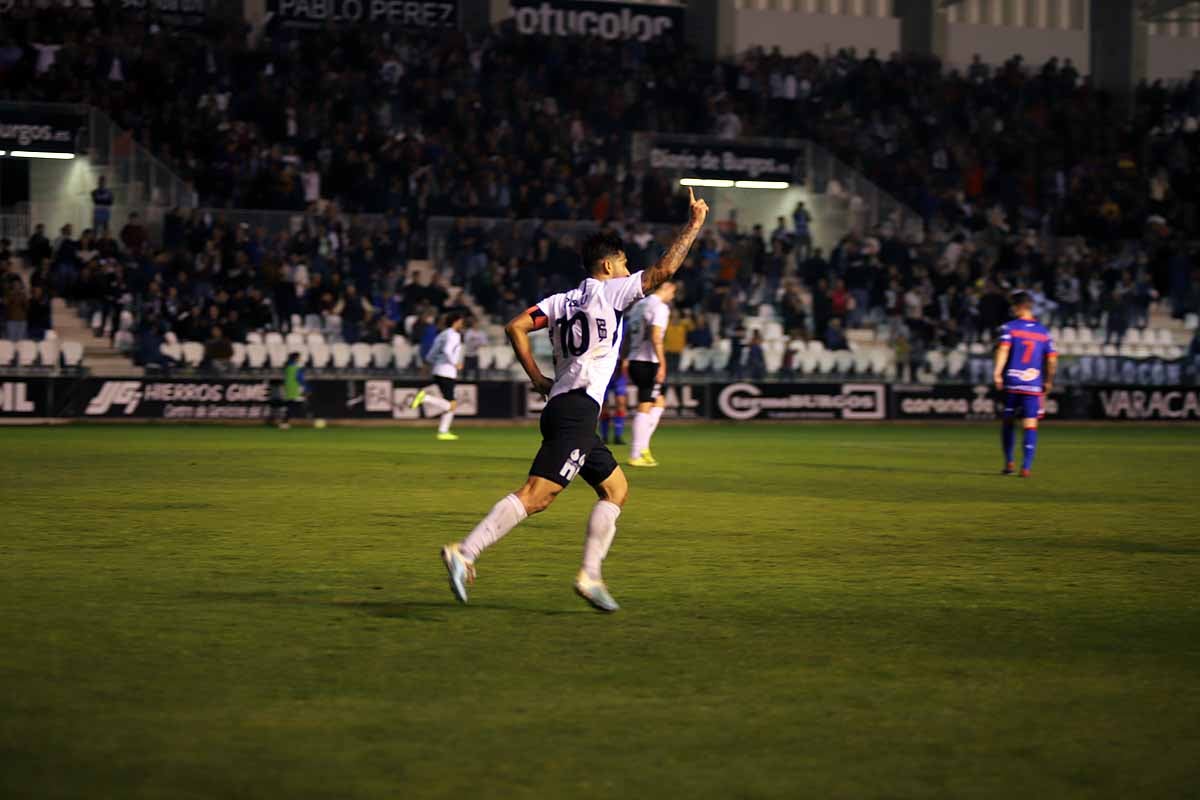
[646, 137, 807, 182]
[713, 382, 887, 421]
[891, 384, 1072, 420]
[525, 382, 706, 420]
[0, 108, 84, 154]
[266, 0, 458, 28]
[510, 0, 684, 42]
[0, 379, 51, 417]
[67, 378, 275, 419]
[1090, 387, 1200, 420]
[326, 379, 518, 419]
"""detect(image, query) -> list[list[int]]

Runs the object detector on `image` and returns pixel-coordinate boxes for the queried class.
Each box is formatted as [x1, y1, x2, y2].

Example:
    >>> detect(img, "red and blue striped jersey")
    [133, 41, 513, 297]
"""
[999, 318, 1057, 394]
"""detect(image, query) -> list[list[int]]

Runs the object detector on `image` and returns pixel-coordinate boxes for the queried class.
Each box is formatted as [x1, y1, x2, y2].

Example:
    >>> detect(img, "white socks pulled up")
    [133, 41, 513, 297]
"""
[582, 500, 622, 581]
[460, 494, 527, 563]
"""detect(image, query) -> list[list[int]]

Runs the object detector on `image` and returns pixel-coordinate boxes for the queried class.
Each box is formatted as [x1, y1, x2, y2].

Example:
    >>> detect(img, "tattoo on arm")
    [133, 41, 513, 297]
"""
[642, 223, 701, 294]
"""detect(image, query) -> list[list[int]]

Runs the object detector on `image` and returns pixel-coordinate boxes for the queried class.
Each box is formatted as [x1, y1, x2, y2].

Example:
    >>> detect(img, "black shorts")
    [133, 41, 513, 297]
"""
[529, 390, 619, 488]
[434, 376, 456, 402]
[627, 360, 665, 402]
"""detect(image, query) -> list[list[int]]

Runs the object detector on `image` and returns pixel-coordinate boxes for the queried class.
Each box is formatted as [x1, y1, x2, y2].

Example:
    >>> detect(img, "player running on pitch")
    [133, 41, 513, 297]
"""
[626, 280, 676, 466]
[440, 188, 709, 612]
[599, 364, 629, 445]
[993, 291, 1057, 477]
[412, 311, 465, 440]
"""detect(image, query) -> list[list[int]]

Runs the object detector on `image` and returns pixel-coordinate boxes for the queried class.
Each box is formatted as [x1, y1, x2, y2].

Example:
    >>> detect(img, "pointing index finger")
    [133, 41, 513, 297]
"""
[688, 186, 696, 204]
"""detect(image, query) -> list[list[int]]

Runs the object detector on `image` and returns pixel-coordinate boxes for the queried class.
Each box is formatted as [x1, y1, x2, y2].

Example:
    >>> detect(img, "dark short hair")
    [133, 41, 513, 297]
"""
[1010, 291, 1033, 309]
[580, 232, 624, 275]
[444, 310, 466, 327]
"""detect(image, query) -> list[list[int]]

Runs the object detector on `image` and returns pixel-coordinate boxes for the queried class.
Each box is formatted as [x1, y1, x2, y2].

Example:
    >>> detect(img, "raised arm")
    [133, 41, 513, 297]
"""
[642, 187, 708, 295]
[505, 307, 554, 397]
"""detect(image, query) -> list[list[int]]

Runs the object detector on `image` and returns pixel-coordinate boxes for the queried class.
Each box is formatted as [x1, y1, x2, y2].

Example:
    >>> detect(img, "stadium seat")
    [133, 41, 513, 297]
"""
[371, 343, 393, 369]
[15, 340, 37, 366]
[492, 346, 516, 371]
[816, 348, 836, 374]
[286, 331, 306, 349]
[763, 341, 786, 374]
[306, 332, 325, 349]
[61, 341, 83, 367]
[833, 350, 854, 375]
[267, 342, 289, 368]
[476, 344, 496, 371]
[37, 338, 60, 368]
[764, 321, 784, 341]
[290, 314, 303, 333]
[0, 340, 13, 366]
[264, 331, 285, 347]
[923, 351, 946, 381]
[290, 344, 311, 366]
[245, 343, 268, 369]
[164, 330, 179, 345]
[161, 342, 183, 363]
[870, 348, 892, 377]
[1083, 344, 1102, 356]
[350, 343, 372, 369]
[309, 342, 331, 368]
[1185, 313, 1198, 330]
[330, 343, 352, 369]
[1155, 328, 1173, 346]
[968, 342, 986, 355]
[678, 346, 697, 373]
[1126, 329, 1142, 345]
[1102, 344, 1119, 356]
[944, 350, 965, 378]
[230, 342, 247, 369]
[393, 338, 414, 370]
[246, 331, 263, 345]
[1060, 327, 1078, 344]
[1078, 328, 1096, 344]
[323, 315, 343, 343]
[182, 342, 205, 367]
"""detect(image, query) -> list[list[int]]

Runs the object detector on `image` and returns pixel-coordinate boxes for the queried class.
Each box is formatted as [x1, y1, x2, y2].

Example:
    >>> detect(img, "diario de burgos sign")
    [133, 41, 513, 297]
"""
[647, 138, 806, 182]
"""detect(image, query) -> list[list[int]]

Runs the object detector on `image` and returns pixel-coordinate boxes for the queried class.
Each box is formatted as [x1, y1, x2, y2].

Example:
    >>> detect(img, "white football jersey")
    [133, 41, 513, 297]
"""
[626, 294, 670, 364]
[535, 272, 645, 406]
[427, 328, 463, 379]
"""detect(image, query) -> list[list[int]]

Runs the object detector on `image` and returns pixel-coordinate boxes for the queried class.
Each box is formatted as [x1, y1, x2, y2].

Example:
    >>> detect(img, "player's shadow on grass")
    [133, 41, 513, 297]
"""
[337, 599, 588, 619]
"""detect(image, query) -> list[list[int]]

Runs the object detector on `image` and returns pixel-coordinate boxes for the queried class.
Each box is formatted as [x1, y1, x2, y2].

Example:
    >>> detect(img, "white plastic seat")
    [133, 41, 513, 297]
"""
[323, 314, 343, 343]
[267, 342, 289, 368]
[309, 342, 331, 368]
[350, 343, 372, 369]
[181, 342, 204, 366]
[393, 338, 414, 370]
[689, 348, 713, 372]
[290, 314, 303, 333]
[264, 331, 285, 346]
[925, 351, 947, 376]
[946, 350, 967, 378]
[246, 331, 263, 345]
[371, 343, 393, 369]
[330, 343, 352, 369]
[1060, 327, 1078, 344]
[764, 321, 785, 341]
[1126, 329, 1142, 345]
[476, 345, 496, 371]
[230, 342, 247, 369]
[1156, 329, 1173, 346]
[245, 343, 268, 368]
[37, 338, 60, 367]
[763, 341, 786, 374]
[1102, 344, 1119, 356]
[0, 340, 13, 366]
[160, 342, 183, 362]
[164, 331, 179, 345]
[870, 348, 892, 377]
[492, 346, 515, 371]
[852, 349, 873, 375]
[61, 341, 83, 367]
[678, 346, 697, 373]
[833, 350, 855, 374]
[1185, 313, 1198, 329]
[968, 342, 986, 355]
[286, 331, 306, 349]
[305, 314, 323, 332]
[816, 348, 836, 374]
[306, 332, 325, 348]
[16, 340, 37, 366]
[1077, 327, 1095, 345]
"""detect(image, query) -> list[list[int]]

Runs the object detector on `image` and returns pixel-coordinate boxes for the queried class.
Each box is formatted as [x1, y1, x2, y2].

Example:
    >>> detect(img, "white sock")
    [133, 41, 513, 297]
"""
[582, 500, 621, 581]
[438, 411, 454, 433]
[422, 394, 451, 416]
[630, 412, 651, 459]
[460, 494, 527, 563]
[648, 405, 665, 437]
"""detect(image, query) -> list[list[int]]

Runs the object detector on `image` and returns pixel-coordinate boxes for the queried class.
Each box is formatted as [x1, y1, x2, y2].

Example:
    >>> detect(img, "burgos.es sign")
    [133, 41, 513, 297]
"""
[716, 383, 886, 421]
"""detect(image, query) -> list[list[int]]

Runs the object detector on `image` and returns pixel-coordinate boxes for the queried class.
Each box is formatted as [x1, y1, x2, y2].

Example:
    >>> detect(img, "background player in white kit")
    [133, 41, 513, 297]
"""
[626, 281, 676, 467]
[440, 188, 709, 612]
[411, 311, 465, 440]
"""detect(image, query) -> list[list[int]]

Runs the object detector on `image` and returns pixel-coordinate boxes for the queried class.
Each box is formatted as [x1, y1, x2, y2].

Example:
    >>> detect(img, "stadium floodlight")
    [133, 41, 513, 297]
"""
[680, 178, 734, 188]
[0, 151, 5, 156]
[8, 151, 76, 159]
[733, 180, 790, 189]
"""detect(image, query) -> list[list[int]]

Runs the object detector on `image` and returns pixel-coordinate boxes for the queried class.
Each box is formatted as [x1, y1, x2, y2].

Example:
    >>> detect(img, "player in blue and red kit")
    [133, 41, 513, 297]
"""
[599, 365, 628, 445]
[993, 291, 1058, 477]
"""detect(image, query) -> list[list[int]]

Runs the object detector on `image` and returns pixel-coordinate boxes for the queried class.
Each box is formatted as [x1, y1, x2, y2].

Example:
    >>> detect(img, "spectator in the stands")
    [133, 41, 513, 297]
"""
[204, 326, 234, 373]
[462, 316, 489, 379]
[664, 309, 693, 375]
[746, 329, 766, 380]
[120, 213, 148, 256]
[825, 317, 850, 351]
[336, 284, 375, 344]
[26, 285, 51, 341]
[91, 176, 114, 233]
[27, 223, 52, 267]
[4, 278, 28, 341]
[687, 315, 714, 348]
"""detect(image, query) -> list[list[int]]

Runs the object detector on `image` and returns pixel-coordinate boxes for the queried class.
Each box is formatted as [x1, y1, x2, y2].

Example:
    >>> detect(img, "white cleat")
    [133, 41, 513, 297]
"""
[440, 544, 475, 604]
[574, 570, 620, 613]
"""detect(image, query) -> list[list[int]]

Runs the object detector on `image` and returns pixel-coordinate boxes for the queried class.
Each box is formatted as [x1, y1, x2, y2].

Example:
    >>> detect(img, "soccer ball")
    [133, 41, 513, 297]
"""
[314, 418, 327, 429]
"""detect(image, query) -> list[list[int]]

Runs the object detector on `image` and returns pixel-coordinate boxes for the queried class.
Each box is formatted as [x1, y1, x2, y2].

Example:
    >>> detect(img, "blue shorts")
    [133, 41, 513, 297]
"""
[1003, 391, 1044, 420]
[606, 374, 627, 399]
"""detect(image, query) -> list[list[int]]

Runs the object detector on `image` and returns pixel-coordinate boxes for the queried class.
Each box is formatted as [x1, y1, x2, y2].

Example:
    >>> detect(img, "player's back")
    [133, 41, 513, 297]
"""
[627, 295, 667, 363]
[537, 273, 643, 405]
[1000, 317, 1056, 394]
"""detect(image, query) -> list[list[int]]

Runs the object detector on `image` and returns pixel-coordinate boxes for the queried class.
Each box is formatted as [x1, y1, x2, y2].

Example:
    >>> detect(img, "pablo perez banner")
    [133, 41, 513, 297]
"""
[266, 0, 458, 28]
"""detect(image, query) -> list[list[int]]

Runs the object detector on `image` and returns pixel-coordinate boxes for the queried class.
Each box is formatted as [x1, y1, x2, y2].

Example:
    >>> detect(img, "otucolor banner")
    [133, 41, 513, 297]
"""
[510, 0, 683, 42]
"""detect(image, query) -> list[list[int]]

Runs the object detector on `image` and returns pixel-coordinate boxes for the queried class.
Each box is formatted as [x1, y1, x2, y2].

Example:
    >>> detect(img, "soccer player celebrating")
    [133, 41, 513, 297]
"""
[626, 280, 676, 466]
[440, 188, 709, 612]
[411, 311, 465, 440]
[993, 291, 1057, 477]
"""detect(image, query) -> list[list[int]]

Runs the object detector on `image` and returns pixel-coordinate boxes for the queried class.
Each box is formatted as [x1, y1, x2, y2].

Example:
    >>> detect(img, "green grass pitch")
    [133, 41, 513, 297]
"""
[2, 423, 1199, 799]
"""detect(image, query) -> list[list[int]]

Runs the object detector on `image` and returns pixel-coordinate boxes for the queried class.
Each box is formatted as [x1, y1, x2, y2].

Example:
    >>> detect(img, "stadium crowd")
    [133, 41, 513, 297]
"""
[2, 7, 1199, 372]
